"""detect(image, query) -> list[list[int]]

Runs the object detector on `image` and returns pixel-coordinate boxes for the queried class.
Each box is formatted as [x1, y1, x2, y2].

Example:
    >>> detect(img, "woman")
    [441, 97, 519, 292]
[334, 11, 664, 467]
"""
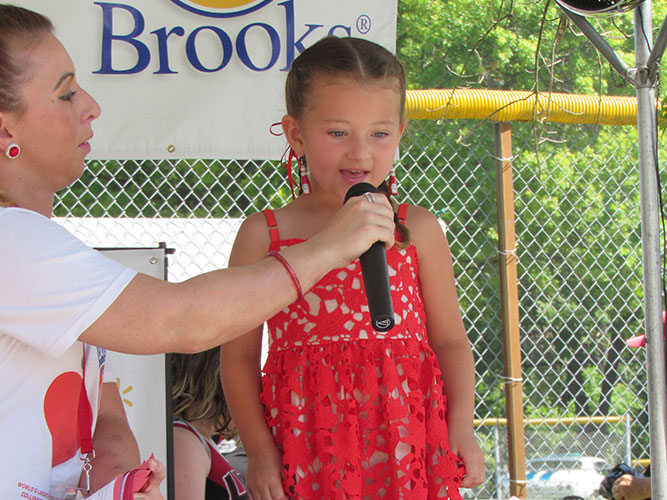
[0, 5, 396, 498]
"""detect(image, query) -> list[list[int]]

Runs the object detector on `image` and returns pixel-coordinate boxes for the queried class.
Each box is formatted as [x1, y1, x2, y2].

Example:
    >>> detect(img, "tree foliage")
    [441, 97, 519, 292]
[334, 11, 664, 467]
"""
[396, 0, 661, 459]
[397, 0, 664, 95]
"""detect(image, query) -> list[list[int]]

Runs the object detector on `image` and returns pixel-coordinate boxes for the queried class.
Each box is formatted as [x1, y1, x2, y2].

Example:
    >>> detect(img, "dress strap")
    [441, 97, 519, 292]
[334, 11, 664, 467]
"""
[263, 209, 280, 243]
[173, 420, 213, 461]
[397, 204, 408, 224]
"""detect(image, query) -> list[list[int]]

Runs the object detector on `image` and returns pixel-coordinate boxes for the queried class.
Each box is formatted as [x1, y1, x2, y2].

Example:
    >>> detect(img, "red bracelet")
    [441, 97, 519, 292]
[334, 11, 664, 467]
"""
[268, 251, 304, 301]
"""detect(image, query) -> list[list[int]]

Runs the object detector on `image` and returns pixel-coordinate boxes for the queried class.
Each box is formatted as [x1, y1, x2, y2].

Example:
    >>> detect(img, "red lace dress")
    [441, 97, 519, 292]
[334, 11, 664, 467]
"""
[260, 207, 465, 500]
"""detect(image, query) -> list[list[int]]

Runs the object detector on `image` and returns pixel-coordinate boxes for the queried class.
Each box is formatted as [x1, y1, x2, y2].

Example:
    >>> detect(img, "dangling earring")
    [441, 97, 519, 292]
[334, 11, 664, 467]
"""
[5, 143, 20, 160]
[388, 167, 398, 196]
[298, 155, 311, 195]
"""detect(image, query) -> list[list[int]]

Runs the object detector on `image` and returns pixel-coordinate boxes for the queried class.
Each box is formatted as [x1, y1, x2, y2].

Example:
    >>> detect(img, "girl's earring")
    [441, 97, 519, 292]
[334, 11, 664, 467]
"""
[298, 155, 311, 195]
[5, 143, 20, 160]
[388, 167, 398, 196]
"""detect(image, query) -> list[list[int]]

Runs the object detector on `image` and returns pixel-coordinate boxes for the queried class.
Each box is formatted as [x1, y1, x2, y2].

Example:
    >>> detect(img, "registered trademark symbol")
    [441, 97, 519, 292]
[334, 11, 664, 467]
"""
[356, 15, 371, 34]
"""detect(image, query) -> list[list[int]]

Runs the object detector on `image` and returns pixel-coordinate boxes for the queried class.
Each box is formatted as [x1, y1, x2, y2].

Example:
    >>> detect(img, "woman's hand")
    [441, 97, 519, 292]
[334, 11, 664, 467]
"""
[307, 194, 396, 269]
[134, 456, 166, 500]
[246, 444, 287, 500]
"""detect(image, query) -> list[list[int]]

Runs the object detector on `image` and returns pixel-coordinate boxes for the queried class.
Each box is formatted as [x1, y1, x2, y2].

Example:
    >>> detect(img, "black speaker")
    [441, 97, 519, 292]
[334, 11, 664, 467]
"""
[555, 0, 645, 16]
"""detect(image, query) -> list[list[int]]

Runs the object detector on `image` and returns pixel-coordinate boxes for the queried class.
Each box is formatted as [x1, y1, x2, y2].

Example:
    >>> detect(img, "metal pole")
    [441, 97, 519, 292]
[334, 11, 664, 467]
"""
[625, 413, 632, 465]
[494, 424, 502, 500]
[562, 10, 633, 83]
[645, 11, 667, 70]
[634, 2, 667, 496]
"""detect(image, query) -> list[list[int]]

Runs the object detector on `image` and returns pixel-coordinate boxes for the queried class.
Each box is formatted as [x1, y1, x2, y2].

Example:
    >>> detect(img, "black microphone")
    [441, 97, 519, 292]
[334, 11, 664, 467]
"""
[344, 182, 395, 332]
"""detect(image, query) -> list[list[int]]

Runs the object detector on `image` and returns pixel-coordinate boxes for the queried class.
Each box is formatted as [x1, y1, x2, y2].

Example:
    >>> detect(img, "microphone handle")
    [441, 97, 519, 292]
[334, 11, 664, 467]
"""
[360, 241, 395, 332]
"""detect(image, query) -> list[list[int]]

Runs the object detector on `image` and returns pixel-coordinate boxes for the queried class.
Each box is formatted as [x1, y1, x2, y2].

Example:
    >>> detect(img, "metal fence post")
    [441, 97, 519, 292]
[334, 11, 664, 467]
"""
[634, 2, 667, 495]
[625, 413, 632, 465]
[493, 423, 502, 499]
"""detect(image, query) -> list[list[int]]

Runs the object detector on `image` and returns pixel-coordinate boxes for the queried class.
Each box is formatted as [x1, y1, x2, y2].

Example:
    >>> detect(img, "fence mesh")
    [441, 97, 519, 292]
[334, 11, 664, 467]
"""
[54, 117, 652, 498]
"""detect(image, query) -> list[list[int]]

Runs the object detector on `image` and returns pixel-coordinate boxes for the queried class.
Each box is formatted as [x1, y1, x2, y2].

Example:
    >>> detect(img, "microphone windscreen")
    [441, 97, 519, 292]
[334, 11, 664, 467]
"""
[344, 182, 379, 203]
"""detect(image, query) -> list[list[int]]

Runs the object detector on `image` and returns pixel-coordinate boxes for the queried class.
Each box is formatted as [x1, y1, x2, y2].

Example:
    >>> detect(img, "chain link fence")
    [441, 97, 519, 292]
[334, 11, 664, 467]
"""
[54, 115, 653, 498]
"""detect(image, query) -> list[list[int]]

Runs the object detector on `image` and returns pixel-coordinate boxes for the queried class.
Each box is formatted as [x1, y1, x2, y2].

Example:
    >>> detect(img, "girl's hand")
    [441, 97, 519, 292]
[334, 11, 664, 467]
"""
[246, 445, 287, 500]
[449, 431, 485, 488]
[134, 457, 166, 500]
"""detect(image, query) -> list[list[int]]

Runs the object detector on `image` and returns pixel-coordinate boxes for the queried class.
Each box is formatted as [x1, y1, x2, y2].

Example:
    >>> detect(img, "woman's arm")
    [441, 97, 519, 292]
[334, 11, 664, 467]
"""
[82, 382, 140, 493]
[79, 195, 395, 355]
[220, 213, 288, 500]
[409, 205, 485, 488]
[173, 426, 211, 500]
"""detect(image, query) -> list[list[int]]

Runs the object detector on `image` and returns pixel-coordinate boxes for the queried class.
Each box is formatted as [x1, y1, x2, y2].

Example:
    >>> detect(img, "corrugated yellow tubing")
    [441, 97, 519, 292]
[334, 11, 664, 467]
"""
[406, 88, 638, 126]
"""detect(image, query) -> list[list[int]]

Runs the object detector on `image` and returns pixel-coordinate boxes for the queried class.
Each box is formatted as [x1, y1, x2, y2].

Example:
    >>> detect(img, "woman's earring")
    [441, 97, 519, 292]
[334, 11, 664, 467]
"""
[388, 168, 398, 196]
[298, 155, 311, 195]
[5, 143, 20, 160]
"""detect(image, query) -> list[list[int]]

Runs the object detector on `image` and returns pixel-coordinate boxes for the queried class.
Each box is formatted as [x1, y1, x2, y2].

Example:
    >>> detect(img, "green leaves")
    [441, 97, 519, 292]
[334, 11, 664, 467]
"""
[397, 0, 665, 96]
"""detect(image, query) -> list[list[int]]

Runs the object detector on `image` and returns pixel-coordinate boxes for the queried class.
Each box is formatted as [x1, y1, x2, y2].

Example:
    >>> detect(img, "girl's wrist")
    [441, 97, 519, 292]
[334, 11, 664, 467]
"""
[238, 428, 280, 458]
[446, 414, 476, 434]
[244, 440, 280, 460]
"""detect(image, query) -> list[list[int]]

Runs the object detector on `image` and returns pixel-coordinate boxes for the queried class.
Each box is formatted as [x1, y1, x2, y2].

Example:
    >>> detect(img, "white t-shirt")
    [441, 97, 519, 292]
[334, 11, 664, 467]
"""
[0, 207, 136, 499]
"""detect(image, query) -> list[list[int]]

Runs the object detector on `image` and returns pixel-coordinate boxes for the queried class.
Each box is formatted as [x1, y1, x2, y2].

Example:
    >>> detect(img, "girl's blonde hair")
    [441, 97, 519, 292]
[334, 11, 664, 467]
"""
[285, 36, 410, 244]
[285, 36, 406, 122]
[171, 348, 235, 438]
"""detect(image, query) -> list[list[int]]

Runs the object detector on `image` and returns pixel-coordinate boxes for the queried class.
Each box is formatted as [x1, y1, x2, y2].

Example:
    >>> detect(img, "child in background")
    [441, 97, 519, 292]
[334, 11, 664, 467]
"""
[220, 36, 485, 500]
[172, 349, 250, 500]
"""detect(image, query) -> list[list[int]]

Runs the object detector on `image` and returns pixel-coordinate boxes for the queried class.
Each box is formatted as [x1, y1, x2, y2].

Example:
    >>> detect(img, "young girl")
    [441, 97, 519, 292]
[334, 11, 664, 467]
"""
[172, 348, 250, 499]
[220, 36, 485, 500]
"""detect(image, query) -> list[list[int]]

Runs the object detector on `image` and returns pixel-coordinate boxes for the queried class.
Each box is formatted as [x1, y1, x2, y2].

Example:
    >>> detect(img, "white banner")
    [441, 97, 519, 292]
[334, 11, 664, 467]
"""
[17, 0, 397, 160]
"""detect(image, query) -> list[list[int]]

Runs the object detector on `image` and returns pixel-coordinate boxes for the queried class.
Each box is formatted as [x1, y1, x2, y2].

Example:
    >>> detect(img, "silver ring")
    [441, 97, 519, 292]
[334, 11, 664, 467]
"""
[364, 192, 375, 203]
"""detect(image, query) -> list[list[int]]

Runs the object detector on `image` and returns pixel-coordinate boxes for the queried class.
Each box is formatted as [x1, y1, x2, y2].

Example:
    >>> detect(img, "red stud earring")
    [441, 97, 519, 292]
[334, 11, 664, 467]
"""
[5, 143, 20, 160]
[388, 168, 398, 196]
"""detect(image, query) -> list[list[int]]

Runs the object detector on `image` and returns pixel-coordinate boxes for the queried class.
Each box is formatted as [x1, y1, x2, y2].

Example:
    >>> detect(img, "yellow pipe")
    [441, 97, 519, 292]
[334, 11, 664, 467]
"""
[406, 88, 638, 126]
[473, 415, 626, 427]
